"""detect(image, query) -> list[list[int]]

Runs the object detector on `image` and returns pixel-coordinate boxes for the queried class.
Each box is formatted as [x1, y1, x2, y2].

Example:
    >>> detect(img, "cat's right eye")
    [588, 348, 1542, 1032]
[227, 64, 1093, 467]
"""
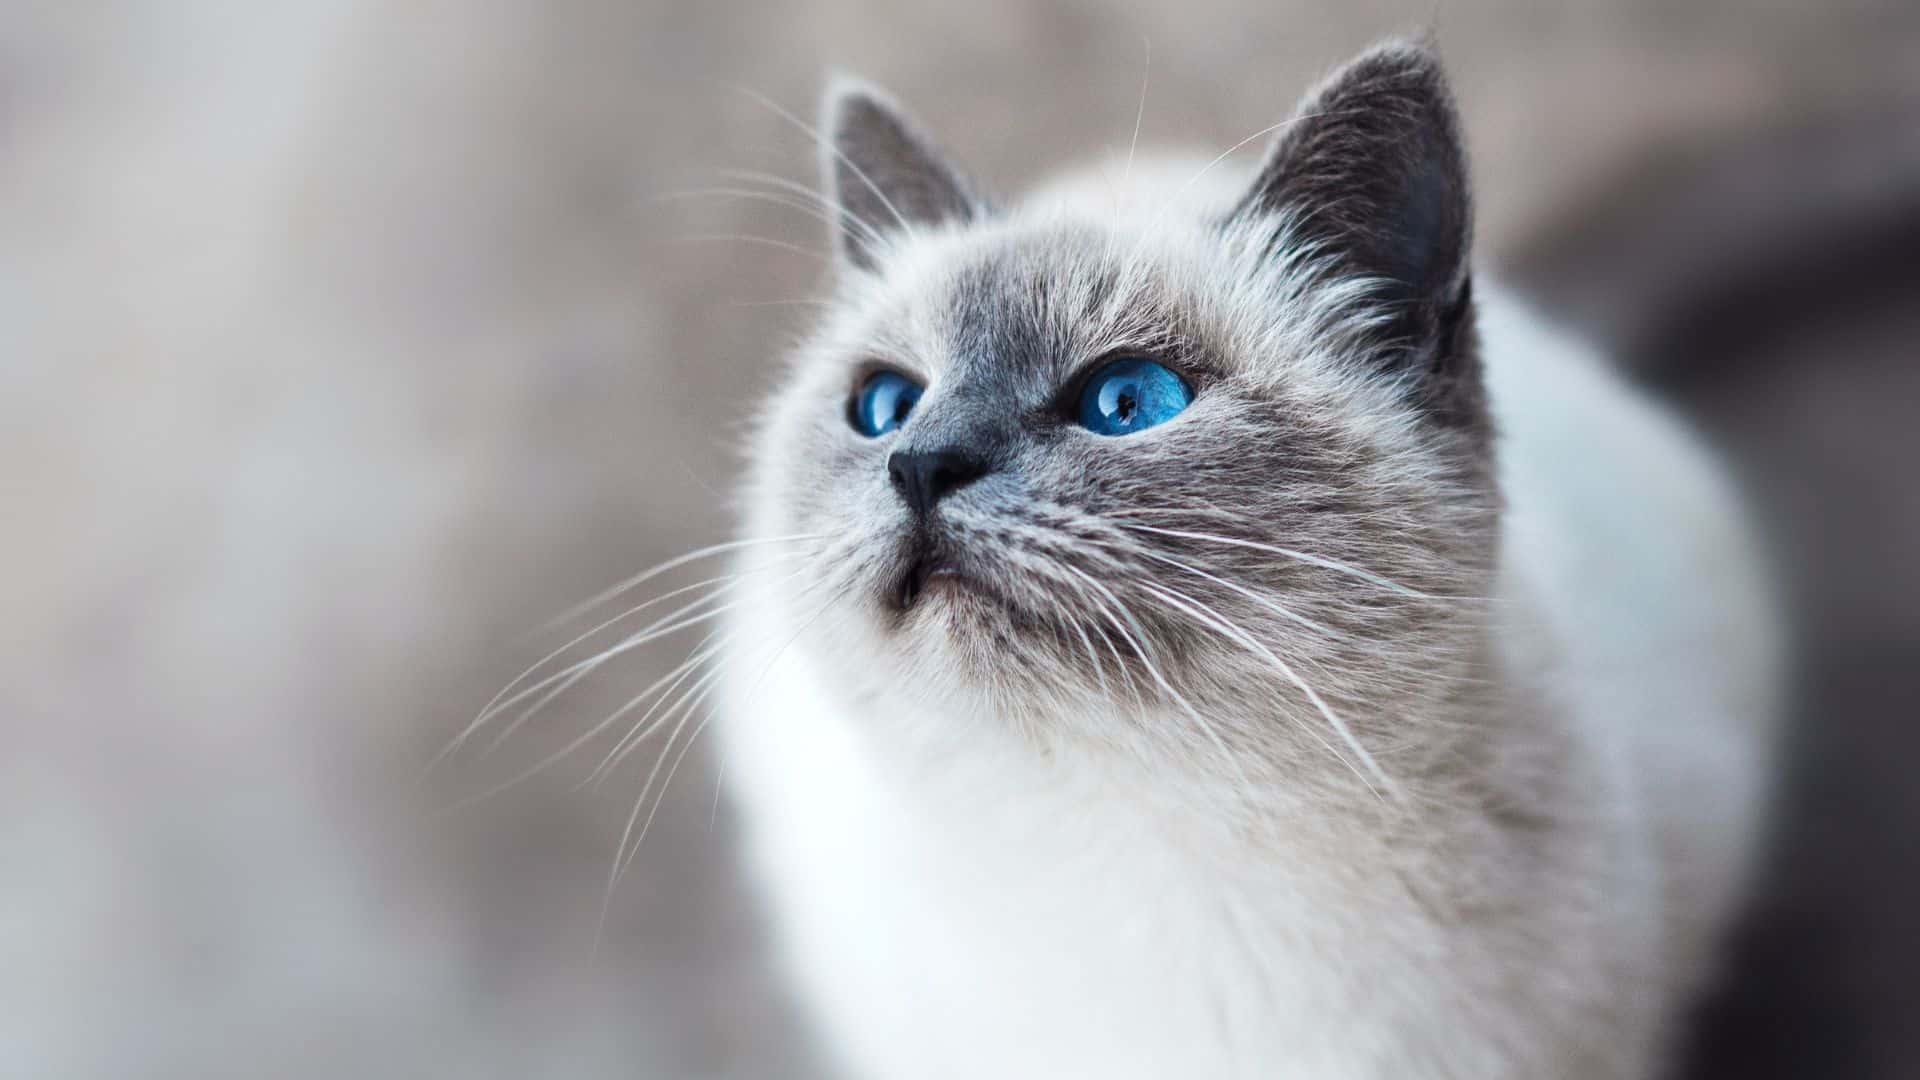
[851, 371, 923, 437]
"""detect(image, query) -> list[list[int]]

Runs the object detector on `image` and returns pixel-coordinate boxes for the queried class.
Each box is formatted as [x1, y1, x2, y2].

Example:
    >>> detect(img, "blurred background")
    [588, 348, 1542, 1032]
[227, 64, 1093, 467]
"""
[4, 2, 1917, 1077]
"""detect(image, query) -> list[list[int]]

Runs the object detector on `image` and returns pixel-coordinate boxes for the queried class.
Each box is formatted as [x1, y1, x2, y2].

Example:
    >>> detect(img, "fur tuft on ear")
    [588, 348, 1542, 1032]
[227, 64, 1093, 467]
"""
[1231, 39, 1479, 424]
[821, 76, 984, 272]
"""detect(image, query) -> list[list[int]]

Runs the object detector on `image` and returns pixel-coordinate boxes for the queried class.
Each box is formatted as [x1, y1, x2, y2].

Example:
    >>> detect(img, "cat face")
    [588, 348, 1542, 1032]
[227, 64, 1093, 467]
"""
[742, 42, 1498, 775]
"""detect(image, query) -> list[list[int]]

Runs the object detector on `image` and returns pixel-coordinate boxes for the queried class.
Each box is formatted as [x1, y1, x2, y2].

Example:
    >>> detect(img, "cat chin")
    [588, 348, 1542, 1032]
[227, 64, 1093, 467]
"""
[848, 591, 1069, 692]
[882, 589, 1019, 657]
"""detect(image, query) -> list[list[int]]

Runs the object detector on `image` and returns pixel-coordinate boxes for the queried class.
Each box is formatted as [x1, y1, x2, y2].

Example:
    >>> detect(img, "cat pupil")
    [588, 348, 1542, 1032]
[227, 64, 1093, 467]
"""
[851, 371, 924, 438]
[1076, 357, 1191, 435]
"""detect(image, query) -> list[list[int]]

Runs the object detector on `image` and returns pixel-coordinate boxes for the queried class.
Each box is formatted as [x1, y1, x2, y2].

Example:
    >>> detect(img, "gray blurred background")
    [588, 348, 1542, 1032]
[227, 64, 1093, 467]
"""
[5, 2, 1918, 1077]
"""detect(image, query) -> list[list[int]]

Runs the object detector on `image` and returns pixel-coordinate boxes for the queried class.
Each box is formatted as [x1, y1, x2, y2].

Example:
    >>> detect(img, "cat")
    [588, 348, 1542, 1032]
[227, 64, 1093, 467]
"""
[712, 39, 1782, 1079]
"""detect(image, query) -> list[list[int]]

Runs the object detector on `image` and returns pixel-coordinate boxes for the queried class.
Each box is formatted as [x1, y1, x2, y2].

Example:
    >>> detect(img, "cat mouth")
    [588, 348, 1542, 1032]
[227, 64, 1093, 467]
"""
[880, 538, 1092, 655]
[889, 551, 973, 612]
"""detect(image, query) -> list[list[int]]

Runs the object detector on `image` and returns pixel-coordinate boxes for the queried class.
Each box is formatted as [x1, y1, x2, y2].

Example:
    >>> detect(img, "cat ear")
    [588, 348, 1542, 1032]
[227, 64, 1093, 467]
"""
[1231, 40, 1478, 419]
[821, 75, 984, 272]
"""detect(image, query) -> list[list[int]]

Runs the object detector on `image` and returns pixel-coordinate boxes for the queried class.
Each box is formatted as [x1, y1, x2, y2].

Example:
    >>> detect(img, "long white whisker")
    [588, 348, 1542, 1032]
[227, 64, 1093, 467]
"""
[1059, 563, 1257, 801]
[1068, 606, 1112, 699]
[584, 555, 837, 786]
[1134, 547, 1346, 642]
[587, 644, 730, 790]
[675, 232, 829, 263]
[594, 588, 841, 954]
[1110, 106, 1366, 309]
[540, 532, 828, 633]
[1051, 565, 1139, 704]
[615, 701, 717, 883]
[437, 559, 811, 772]
[470, 592, 743, 734]
[438, 641, 718, 814]
[482, 544, 843, 735]
[712, 167, 891, 250]
[724, 297, 836, 310]
[1025, 568, 1113, 701]
[1117, 115, 1298, 277]
[1122, 36, 1151, 193]
[478, 657, 601, 759]
[594, 684, 709, 956]
[698, 578, 845, 833]
[655, 185, 854, 240]
[1135, 578, 1398, 803]
[727, 83, 918, 240]
[1114, 520, 1430, 598]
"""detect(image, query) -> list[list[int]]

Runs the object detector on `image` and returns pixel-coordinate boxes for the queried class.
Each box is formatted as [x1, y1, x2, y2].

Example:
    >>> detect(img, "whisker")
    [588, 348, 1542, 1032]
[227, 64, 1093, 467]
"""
[1049, 562, 1142, 705]
[674, 233, 829, 263]
[708, 753, 729, 834]
[470, 590, 744, 736]
[583, 555, 844, 786]
[1133, 547, 1346, 642]
[540, 532, 828, 633]
[597, 557, 848, 812]
[724, 297, 836, 310]
[462, 542, 847, 770]
[595, 682, 711, 955]
[654, 185, 853, 238]
[478, 656, 602, 759]
[594, 587, 841, 954]
[1114, 113, 1303, 278]
[1121, 35, 1151, 193]
[1134, 579, 1398, 803]
[585, 642, 731, 790]
[1111, 518, 1431, 599]
[1025, 570, 1114, 702]
[691, 578, 846, 835]
[437, 558, 811, 772]
[1058, 562, 1258, 801]
[713, 167, 891, 250]
[437, 640, 718, 814]
[725, 83, 919, 240]
[1068, 603, 1113, 699]
[615, 701, 716, 884]
[441, 531, 847, 818]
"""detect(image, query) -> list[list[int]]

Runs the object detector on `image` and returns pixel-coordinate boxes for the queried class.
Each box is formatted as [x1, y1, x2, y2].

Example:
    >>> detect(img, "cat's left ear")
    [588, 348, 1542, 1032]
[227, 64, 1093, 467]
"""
[1231, 40, 1478, 423]
[821, 75, 985, 273]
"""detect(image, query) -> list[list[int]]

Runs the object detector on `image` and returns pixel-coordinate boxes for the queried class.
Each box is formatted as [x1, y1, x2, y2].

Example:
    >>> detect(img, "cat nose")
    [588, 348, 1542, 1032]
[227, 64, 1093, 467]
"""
[887, 447, 989, 519]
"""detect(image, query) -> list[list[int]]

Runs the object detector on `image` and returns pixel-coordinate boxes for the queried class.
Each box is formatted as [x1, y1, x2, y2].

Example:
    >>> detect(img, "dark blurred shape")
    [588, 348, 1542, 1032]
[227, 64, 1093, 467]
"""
[1511, 99, 1920, 378]
[1506, 100, 1920, 1080]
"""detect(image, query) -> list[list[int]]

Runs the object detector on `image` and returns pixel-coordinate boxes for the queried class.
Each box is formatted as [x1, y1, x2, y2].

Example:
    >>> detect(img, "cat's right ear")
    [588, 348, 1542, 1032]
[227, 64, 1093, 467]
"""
[1228, 40, 1480, 427]
[821, 76, 984, 272]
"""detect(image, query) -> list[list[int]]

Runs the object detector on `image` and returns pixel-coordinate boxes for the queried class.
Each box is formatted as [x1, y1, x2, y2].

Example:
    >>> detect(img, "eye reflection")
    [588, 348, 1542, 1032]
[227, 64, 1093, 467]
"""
[1077, 357, 1192, 436]
[851, 371, 922, 437]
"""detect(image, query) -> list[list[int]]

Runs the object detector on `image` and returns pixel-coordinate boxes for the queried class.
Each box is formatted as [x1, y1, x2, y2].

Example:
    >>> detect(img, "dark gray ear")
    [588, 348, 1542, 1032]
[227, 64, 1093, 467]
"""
[1231, 40, 1477, 421]
[822, 76, 982, 271]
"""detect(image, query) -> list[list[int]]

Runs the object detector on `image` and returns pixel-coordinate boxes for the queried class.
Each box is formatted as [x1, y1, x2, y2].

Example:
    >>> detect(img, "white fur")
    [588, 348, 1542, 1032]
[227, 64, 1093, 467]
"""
[715, 156, 1781, 1078]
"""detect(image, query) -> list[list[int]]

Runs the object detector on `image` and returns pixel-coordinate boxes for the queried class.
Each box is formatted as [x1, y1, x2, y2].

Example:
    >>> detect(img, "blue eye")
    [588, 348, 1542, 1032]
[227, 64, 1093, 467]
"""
[1076, 357, 1192, 436]
[852, 370, 923, 437]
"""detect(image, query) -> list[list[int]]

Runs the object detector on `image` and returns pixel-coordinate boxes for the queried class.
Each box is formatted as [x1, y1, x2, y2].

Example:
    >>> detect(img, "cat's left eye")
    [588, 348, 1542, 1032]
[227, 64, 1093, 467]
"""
[851, 370, 923, 437]
[1076, 357, 1192, 436]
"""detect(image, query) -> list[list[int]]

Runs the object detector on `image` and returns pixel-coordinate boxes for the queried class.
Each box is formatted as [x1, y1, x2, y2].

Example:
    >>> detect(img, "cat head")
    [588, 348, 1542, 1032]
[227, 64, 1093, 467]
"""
[740, 41, 1497, 784]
